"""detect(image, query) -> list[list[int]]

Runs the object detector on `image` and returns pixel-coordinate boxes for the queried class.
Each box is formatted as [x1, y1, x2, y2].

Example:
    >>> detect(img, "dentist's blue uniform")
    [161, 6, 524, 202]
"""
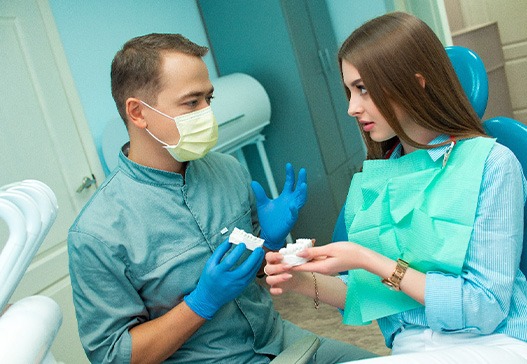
[68, 149, 374, 363]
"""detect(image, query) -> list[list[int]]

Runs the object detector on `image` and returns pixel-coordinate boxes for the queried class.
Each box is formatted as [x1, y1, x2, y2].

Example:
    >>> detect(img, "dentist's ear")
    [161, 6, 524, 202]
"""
[415, 73, 426, 88]
[126, 98, 148, 129]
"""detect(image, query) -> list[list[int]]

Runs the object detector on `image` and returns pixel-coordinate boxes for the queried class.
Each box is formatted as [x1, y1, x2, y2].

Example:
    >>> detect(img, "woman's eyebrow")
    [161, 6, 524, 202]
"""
[350, 78, 363, 87]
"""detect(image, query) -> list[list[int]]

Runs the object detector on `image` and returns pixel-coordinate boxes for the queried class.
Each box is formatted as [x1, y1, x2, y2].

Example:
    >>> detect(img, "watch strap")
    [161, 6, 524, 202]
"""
[381, 258, 409, 291]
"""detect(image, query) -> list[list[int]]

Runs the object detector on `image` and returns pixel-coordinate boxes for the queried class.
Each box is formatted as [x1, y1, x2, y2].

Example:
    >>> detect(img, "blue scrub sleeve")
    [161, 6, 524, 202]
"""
[68, 231, 145, 363]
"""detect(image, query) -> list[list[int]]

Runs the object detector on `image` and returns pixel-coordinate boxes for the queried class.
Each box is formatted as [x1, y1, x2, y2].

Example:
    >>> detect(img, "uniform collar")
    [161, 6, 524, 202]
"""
[117, 143, 185, 186]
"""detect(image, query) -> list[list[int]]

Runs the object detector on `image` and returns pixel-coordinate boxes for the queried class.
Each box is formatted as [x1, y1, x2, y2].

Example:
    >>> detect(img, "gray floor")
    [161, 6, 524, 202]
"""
[272, 291, 391, 357]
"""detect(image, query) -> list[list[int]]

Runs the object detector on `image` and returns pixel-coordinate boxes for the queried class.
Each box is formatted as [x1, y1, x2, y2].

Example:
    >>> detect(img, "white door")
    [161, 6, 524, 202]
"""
[0, 0, 103, 362]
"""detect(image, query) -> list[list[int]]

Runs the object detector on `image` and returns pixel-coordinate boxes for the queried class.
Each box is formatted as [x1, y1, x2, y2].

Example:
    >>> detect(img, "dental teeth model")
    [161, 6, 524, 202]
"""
[229, 227, 265, 251]
[279, 238, 312, 266]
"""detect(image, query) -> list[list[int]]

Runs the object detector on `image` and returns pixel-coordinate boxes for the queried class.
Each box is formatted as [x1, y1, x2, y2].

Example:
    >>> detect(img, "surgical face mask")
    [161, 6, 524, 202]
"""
[141, 101, 218, 162]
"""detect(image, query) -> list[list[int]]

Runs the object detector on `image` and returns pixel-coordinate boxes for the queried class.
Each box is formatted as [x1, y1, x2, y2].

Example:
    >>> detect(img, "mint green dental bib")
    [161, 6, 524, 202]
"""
[343, 137, 495, 325]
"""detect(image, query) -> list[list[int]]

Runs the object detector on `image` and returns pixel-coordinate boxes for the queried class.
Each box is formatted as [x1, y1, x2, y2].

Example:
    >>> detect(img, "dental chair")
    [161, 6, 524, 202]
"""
[0, 180, 62, 363]
[333, 45, 527, 278]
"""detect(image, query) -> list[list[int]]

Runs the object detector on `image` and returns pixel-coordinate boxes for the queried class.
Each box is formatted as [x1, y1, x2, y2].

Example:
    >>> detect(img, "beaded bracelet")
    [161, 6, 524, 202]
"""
[311, 272, 319, 310]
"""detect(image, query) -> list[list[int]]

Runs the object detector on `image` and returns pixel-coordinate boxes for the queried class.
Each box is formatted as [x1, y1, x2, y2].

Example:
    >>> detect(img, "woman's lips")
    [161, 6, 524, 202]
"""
[361, 121, 374, 132]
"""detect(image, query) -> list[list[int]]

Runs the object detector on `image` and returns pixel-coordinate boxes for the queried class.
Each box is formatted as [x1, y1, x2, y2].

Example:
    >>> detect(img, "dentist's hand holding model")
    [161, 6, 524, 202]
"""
[185, 241, 264, 320]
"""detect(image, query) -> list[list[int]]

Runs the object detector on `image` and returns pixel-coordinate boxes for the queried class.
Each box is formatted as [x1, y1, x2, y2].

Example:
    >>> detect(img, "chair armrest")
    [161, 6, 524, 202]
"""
[270, 334, 321, 364]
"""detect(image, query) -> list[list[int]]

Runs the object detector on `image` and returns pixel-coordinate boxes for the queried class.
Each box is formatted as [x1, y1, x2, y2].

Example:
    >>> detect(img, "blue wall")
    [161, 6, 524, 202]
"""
[50, 0, 387, 172]
[49, 0, 216, 168]
[326, 0, 387, 46]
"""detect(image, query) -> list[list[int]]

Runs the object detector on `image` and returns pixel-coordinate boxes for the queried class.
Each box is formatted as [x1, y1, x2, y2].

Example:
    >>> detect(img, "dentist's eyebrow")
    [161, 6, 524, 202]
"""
[181, 86, 214, 99]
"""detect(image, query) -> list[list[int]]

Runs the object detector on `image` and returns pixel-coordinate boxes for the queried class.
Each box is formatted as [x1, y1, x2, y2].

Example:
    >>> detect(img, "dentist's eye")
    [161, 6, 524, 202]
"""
[206, 95, 214, 105]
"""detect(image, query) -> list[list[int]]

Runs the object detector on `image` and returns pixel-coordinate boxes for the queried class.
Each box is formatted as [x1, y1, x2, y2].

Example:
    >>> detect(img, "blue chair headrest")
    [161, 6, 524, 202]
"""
[445, 46, 489, 119]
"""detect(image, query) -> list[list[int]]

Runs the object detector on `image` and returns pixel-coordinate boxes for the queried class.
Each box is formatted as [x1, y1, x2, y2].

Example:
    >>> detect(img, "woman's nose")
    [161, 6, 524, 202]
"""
[347, 97, 363, 117]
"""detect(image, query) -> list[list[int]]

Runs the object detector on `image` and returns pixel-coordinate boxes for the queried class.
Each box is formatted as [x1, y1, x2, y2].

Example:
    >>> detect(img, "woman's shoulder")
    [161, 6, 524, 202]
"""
[483, 139, 526, 192]
[487, 140, 521, 168]
[463, 136, 520, 168]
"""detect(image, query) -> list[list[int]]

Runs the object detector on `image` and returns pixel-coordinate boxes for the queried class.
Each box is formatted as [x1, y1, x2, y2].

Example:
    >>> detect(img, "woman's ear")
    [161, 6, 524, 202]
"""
[126, 98, 147, 129]
[415, 73, 426, 88]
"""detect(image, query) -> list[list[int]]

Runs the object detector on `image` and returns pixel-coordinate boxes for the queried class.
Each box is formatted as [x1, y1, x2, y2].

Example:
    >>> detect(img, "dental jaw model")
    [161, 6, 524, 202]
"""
[229, 227, 264, 251]
[279, 239, 312, 266]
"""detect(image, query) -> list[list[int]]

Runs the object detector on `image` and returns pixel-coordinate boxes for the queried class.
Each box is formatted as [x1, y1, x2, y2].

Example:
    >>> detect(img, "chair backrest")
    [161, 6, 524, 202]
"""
[445, 46, 489, 119]
[483, 117, 527, 276]
[333, 46, 527, 277]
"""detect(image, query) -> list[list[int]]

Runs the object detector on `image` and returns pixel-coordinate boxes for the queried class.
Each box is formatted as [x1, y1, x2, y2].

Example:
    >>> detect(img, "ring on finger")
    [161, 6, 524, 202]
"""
[263, 265, 270, 276]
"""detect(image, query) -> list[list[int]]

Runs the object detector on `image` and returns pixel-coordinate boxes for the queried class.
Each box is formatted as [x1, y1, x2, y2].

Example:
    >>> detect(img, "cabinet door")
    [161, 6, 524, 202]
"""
[198, 0, 363, 240]
[281, 0, 363, 176]
[281, 0, 364, 208]
[304, 0, 365, 164]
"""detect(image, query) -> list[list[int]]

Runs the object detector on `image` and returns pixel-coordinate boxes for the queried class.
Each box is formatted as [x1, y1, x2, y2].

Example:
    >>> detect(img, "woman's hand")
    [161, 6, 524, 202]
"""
[264, 251, 297, 295]
[264, 243, 358, 309]
[293, 242, 366, 275]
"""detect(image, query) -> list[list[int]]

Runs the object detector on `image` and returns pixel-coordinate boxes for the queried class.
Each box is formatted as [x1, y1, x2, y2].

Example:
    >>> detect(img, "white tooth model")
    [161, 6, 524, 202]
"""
[229, 227, 265, 251]
[279, 238, 312, 266]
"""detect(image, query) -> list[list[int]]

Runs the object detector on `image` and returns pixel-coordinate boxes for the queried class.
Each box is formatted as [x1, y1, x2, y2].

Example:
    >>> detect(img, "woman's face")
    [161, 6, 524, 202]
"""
[341, 59, 396, 143]
[341, 59, 441, 154]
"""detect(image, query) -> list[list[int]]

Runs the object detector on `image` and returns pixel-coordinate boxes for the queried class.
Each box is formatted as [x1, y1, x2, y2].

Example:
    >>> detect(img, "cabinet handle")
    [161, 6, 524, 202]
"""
[318, 48, 333, 75]
[324, 48, 333, 71]
[318, 49, 329, 74]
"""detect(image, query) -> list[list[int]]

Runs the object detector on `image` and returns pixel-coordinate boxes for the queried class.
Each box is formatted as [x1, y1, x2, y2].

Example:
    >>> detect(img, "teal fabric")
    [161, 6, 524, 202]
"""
[343, 137, 495, 325]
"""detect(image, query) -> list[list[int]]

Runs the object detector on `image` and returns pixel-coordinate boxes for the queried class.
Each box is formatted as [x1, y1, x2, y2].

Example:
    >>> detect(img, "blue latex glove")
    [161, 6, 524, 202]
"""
[184, 240, 264, 320]
[251, 163, 307, 250]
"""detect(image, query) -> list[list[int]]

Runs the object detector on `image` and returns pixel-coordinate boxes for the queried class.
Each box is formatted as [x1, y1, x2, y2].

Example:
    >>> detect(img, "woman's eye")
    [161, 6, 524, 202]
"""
[357, 85, 368, 95]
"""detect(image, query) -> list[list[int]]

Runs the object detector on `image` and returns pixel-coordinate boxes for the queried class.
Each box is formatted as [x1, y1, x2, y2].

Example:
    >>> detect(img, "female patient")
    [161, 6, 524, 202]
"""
[264, 12, 527, 363]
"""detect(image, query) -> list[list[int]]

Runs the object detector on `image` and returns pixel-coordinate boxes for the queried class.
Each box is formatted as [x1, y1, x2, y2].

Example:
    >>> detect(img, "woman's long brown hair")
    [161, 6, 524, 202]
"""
[338, 12, 486, 160]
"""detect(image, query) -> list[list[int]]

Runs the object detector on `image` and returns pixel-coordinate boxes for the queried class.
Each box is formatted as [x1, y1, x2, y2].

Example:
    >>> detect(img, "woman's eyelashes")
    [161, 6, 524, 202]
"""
[357, 85, 368, 95]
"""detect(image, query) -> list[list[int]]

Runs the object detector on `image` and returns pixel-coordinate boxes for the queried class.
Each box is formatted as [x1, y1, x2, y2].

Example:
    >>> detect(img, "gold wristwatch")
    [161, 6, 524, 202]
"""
[381, 258, 409, 291]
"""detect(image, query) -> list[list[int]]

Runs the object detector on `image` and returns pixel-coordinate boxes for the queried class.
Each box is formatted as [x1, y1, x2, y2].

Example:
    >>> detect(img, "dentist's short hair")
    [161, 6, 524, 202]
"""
[111, 33, 208, 124]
